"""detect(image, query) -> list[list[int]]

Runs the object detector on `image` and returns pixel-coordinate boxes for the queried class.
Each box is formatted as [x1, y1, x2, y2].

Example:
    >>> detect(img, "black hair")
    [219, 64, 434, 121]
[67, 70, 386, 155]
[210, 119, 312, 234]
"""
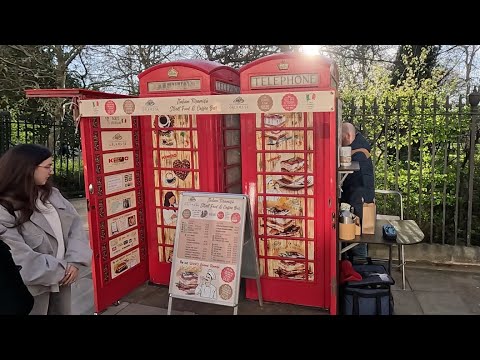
[0, 144, 53, 226]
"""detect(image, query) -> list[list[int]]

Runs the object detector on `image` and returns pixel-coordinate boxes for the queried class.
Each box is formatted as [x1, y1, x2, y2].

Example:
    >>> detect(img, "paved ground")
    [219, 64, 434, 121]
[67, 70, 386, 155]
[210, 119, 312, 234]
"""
[70, 198, 480, 315]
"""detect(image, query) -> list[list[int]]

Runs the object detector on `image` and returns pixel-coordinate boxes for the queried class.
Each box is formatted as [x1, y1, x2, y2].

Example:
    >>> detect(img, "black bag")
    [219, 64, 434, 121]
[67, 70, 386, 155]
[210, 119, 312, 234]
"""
[0, 240, 34, 315]
[341, 263, 394, 315]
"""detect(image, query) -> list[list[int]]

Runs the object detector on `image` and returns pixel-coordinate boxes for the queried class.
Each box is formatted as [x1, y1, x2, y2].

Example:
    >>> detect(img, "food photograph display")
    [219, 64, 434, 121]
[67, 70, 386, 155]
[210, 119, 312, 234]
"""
[151, 114, 200, 264]
[255, 112, 315, 281]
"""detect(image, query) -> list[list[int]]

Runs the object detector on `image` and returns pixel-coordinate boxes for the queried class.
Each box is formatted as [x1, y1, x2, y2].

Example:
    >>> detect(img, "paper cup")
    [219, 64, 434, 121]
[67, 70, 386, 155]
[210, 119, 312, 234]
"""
[340, 146, 352, 166]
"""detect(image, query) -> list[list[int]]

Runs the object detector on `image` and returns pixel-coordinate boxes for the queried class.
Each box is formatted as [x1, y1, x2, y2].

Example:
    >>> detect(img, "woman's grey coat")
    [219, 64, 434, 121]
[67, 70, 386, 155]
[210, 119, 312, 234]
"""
[0, 188, 92, 296]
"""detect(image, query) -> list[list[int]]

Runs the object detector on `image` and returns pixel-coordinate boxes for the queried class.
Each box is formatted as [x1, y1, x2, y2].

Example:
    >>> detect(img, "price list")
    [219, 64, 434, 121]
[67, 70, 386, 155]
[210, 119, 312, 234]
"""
[175, 196, 244, 266]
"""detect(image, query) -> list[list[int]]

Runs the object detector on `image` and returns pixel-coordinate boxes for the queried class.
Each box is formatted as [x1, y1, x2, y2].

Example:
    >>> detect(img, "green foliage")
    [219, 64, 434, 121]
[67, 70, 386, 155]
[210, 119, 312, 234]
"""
[51, 156, 84, 197]
[341, 46, 479, 245]
[0, 45, 58, 116]
[391, 45, 441, 86]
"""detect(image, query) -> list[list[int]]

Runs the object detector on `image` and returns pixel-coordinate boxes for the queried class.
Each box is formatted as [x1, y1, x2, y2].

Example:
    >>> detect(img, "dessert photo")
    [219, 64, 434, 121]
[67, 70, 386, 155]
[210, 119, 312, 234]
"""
[259, 217, 303, 238]
[275, 260, 305, 279]
[259, 196, 304, 217]
[262, 153, 312, 173]
[263, 113, 290, 146]
[270, 259, 313, 281]
[276, 175, 314, 190]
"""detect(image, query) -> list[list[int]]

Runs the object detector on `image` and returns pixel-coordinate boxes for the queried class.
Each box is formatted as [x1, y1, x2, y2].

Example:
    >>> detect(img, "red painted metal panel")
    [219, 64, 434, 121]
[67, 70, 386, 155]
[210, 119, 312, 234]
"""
[80, 114, 149, 313]
[327, 111, 338, 315]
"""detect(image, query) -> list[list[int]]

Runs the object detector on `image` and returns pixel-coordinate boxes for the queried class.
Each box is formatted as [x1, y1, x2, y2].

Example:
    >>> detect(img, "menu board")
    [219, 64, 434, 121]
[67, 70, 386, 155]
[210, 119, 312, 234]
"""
[169, 192, 256, 308]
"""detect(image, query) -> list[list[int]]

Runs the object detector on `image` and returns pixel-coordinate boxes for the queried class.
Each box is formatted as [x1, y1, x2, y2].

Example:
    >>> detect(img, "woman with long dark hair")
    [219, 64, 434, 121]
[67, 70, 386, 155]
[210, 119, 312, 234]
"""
[162, 191, 178, 226]
[0, 144, 92, 315]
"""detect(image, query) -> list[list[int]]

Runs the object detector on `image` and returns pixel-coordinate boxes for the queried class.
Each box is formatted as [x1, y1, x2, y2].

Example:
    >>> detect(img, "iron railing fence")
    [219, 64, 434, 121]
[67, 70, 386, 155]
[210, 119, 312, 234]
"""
[0, 110, 84, 197]
[343, 95, 479, 246]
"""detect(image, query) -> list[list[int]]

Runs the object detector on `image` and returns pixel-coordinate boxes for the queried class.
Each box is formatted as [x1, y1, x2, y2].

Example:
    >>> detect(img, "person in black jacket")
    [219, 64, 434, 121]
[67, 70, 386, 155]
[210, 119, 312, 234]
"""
[340, 122, 375, 257]
[0, 236, 34, 315]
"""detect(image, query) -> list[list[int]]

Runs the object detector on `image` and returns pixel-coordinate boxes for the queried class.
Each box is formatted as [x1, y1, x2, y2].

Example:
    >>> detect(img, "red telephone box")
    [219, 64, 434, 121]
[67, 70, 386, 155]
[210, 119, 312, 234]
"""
[137, 60, 241, 285]
[239, 53, 339, 313]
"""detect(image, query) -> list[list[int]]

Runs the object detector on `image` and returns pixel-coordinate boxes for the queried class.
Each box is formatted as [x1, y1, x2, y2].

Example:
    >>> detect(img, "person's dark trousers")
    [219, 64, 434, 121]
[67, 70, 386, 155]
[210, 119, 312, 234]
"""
[346, 202, 367, 258]
[0, 241, 34, 315]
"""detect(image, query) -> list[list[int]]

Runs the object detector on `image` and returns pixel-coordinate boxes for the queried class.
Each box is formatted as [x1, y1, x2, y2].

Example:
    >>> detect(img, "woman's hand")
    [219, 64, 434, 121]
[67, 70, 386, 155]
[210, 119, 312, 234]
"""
[60, 264, 79, 286]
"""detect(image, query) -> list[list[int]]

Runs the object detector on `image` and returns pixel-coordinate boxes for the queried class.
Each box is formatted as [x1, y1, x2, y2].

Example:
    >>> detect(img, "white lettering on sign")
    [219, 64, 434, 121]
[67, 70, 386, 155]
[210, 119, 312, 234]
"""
[215, 81, 240, 94]
[250, 73, 319, 88]
[148, 80, 201, 92]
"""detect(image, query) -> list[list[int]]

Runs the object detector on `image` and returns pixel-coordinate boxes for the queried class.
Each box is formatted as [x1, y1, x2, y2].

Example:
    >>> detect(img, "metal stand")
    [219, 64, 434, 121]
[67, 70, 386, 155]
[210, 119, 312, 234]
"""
[255, 276, 264, 307]
[399, 244, 406, 290]
[167, 295, 173, 315]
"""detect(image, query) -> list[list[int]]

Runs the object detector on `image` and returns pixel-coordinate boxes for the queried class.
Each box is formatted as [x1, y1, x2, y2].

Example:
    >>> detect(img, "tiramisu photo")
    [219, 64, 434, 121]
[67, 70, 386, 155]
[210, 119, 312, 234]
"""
[274, 259, 313, 280]
[264, 113, 291, 146]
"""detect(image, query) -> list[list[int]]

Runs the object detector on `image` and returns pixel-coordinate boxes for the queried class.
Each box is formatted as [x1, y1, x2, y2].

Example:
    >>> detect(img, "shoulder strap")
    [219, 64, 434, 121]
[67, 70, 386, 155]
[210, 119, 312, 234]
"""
[351, 148, 371, 158]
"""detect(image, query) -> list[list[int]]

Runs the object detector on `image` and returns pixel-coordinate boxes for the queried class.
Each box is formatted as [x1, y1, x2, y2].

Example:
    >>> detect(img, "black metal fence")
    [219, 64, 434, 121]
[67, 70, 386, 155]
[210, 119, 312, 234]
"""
[0, 110, 84, 197]
[343, 91, 480, 247]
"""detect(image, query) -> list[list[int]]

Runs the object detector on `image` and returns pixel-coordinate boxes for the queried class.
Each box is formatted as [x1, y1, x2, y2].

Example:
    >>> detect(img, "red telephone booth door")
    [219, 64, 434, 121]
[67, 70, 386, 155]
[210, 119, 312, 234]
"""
[137, 60, 241, 285]
[26, 89, 149, 314]
[239, 53, 339, 313]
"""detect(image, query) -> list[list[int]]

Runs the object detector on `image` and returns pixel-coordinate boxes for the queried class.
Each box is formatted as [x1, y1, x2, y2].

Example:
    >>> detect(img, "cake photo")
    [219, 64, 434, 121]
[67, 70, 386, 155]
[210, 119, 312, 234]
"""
[266, 205, 290, 216]
[275, 260, 312, 280]
[264, 114, 289, 146]
[280, 156, 305, 172]
[275, 260, 305, 279]
[265, 130, 287, 145]
[279, 251, 305, 259]
[264, 217, 301, 237]
[264, 113, 286, 127]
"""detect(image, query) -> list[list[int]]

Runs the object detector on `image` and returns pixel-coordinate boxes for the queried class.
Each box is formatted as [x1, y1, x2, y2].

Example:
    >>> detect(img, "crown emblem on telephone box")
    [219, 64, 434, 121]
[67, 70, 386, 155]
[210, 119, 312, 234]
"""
[168, 68, 178, 78]
[277, 61, 289, 70]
